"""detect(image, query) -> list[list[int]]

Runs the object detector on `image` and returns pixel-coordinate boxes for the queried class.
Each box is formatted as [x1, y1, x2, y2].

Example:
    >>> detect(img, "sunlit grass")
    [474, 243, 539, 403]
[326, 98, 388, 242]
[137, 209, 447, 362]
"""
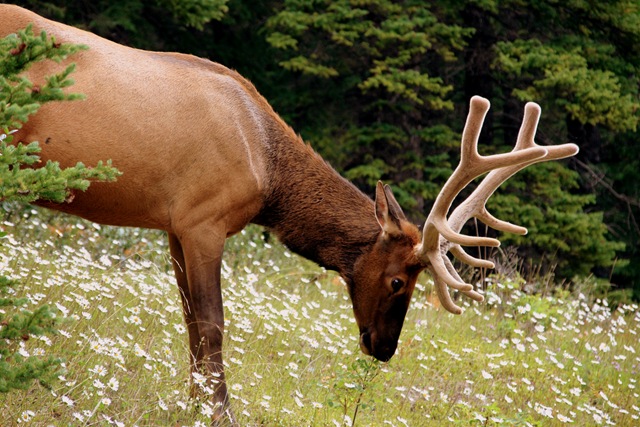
[1, 207, 639, 426]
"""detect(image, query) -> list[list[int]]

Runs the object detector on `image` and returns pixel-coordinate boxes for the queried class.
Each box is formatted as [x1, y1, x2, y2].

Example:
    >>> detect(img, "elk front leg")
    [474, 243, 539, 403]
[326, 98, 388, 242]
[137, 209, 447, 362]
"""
[174, 227, 235, 424]
[168, 233, 204, 395]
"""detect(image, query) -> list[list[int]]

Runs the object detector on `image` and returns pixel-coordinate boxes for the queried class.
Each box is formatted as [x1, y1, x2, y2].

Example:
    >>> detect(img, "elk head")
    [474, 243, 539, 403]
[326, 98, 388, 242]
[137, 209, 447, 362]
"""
[350, 96, 579, 361]
[348, 182, 423, 361]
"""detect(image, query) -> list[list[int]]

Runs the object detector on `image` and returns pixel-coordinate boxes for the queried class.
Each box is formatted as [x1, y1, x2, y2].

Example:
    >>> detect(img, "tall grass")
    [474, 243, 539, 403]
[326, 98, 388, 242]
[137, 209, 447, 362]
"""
[1, 207, 639, 426]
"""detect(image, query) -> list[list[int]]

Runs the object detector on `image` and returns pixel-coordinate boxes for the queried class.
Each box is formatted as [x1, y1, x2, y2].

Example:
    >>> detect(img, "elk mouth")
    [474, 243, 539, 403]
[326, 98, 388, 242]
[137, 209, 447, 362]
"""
[359, 328, 395, 362]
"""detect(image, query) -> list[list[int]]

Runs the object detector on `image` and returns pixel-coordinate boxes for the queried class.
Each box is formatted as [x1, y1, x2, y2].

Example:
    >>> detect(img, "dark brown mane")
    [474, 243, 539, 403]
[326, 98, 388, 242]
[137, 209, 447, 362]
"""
[254, 122, 381, 276]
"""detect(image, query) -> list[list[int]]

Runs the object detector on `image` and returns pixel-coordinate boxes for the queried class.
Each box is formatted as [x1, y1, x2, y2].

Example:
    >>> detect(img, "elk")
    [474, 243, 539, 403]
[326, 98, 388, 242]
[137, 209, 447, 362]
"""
[1, 4, 578, 423]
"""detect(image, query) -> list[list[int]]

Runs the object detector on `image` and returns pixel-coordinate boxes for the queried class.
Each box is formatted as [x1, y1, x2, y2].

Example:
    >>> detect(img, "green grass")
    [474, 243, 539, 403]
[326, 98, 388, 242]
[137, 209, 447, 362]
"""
[1, 207, 639, 426]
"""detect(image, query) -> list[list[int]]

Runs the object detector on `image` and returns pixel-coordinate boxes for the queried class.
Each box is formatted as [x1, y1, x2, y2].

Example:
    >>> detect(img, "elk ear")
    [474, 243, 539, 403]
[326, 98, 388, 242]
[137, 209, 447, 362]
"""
[375, 181, 405, 237]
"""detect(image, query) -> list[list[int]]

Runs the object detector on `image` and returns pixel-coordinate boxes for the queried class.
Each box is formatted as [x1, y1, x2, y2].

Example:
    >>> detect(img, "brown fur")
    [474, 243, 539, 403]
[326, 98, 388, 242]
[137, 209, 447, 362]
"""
[1, 5, 427, 420]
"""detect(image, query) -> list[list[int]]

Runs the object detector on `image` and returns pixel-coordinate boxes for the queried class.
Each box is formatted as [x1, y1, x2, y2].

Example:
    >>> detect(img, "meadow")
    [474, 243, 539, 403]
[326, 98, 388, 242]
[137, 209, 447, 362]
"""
[1, 207, 638, 426]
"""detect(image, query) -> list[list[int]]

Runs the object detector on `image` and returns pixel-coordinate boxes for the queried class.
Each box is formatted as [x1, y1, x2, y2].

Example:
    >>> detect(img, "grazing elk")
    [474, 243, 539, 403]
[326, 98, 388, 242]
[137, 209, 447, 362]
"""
[1, 4, 578, 422]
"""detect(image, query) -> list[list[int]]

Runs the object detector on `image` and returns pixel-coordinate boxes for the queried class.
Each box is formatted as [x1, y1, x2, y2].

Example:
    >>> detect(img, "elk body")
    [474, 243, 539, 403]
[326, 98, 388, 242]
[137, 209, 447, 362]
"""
[1, 4, 578, 422]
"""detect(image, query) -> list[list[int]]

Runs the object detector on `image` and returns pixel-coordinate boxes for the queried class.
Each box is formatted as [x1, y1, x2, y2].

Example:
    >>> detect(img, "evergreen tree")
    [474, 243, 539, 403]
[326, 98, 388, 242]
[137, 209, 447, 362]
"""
[0, 26, 119, 393]
[265, 0, 473, 216]
[15, 0, 229, 50]
[457, 0, 639, 285]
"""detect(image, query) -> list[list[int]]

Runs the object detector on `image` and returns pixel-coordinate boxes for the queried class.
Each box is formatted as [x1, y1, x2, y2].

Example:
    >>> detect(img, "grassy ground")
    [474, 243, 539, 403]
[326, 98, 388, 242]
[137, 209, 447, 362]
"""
[1, 207, 639, 426]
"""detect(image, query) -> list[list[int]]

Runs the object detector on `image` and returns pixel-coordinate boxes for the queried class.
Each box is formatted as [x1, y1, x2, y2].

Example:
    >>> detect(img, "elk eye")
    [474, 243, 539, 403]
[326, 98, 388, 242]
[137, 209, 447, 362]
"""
[391, 278, 404, 293]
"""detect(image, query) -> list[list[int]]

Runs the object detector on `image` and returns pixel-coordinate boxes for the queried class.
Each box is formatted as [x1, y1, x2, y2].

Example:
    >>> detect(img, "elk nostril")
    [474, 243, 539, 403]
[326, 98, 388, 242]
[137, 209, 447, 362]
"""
[359, 331, 372, 355]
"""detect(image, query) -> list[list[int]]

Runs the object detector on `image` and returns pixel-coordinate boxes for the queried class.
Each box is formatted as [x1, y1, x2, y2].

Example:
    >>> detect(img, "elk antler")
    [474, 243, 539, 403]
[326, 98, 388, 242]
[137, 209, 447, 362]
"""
[416, 96, 579, 314]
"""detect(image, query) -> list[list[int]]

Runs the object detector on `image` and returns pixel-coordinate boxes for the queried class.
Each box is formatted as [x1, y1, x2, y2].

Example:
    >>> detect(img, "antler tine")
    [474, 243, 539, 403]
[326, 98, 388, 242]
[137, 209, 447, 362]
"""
[416, 96, 548, 314]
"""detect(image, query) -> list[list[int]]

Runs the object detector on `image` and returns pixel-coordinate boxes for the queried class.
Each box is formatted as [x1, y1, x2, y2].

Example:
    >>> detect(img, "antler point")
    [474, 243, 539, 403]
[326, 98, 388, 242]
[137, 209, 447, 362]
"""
[525, 101, 541, 113]
[470, 95, 490, 110]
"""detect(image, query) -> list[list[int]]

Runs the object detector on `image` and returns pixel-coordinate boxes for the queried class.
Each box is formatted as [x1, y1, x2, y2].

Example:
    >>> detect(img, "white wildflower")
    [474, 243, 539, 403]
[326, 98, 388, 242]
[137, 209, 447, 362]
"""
[107, 376, 119, 391]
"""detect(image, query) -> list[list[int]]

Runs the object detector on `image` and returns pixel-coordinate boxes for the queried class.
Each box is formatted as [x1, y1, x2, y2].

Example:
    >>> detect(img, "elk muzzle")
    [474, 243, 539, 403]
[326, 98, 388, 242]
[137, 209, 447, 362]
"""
[359, 327, 398, 362]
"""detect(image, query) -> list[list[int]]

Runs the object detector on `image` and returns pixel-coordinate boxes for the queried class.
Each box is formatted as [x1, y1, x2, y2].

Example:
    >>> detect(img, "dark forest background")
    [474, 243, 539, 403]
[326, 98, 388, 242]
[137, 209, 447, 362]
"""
[9, 0, 640, 299]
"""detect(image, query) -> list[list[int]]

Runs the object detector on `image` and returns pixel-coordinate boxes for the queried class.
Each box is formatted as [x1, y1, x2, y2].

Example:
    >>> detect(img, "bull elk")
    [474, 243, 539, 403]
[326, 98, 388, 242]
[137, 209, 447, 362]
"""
[1, 4, 578, 423]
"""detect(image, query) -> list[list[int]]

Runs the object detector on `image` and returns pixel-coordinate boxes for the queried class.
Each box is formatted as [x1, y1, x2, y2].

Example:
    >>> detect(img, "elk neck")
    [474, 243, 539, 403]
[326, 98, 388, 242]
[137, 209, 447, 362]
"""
[253, 123, 381, 279]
